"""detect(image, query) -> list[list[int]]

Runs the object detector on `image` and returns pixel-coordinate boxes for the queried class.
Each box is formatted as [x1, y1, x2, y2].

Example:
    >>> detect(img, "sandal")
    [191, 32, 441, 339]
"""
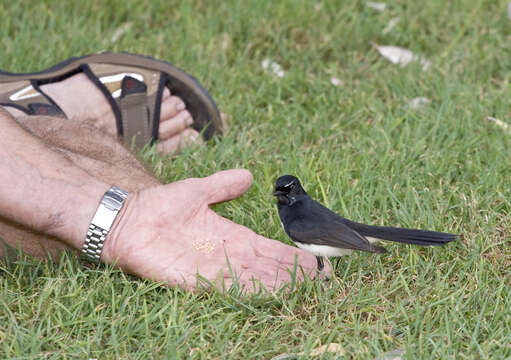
[0, 52, 222, 148]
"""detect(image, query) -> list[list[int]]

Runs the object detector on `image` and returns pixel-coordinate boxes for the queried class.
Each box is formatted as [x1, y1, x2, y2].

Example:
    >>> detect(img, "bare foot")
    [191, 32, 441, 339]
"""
[103, 169, 326, 292]
[4, 73, 200, 154]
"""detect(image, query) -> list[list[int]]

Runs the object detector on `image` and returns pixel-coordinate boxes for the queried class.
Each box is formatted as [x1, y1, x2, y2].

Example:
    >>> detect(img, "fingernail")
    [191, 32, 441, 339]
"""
[186, 116, 193, 126]
[177, 101, 186, 111]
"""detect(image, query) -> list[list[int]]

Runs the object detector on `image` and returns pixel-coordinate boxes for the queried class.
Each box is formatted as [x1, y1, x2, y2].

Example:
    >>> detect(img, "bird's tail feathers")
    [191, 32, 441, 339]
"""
[353, 223, 457, 246]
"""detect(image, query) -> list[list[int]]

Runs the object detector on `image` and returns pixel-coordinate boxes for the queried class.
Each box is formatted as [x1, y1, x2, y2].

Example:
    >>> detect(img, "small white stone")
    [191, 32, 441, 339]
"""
[407, 97, 430, 111]
[374, 44, 430, 71]
[220, 33, 231, 50]
[367, 2, 387, 11]
[262, 58, 285, 78]
[330, 77, 342, 86]
[271, 354, 297, 360]
[375, 349, 405, 360]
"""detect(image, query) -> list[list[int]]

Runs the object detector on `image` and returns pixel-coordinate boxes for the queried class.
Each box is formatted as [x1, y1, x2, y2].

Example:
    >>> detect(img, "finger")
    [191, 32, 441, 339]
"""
[200, 169, 254, 204]
[206, 269, 271, 294]
[217, 223, 321, 276]
[159, 110, 193, 139]
[253, 234, 317, 268]
[207, 212, 328, 278]
[252, 235, 331, 279]
[208, 218, 329, 288]
[247, 237, 326, 281]
[164, 266, 215, 292]
[232, 267, 301, 294]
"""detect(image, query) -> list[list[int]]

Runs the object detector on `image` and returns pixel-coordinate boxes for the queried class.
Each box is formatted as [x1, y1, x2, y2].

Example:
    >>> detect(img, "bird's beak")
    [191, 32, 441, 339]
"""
[273, 190, 284, 196]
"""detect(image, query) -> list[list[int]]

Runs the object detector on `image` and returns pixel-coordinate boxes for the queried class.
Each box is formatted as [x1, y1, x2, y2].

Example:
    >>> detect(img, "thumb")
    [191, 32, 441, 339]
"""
[201, 169, 254, 204]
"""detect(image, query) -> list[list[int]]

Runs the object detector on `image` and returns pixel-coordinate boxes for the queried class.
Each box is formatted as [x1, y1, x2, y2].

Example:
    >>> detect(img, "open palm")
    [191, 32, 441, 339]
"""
[103, 169, 323, 292]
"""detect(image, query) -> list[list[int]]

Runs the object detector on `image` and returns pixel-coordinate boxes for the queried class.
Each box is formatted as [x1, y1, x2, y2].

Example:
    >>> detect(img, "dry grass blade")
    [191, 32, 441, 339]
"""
[383, 17, 400, 34]
[110, 22, 132, 43]
[486, 116, 511, 133]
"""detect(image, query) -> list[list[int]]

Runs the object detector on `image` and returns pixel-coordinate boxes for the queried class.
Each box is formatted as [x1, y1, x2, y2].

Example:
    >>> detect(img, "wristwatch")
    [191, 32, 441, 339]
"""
[80, 186, 128, 263]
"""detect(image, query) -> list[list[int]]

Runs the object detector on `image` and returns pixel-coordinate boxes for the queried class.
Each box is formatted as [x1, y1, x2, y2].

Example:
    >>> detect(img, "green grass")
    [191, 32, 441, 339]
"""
[1, 0, 511, 358]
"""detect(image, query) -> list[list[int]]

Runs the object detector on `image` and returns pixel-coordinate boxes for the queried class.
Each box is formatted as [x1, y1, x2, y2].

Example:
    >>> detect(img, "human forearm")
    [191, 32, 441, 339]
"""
[0, 109, 110, 251]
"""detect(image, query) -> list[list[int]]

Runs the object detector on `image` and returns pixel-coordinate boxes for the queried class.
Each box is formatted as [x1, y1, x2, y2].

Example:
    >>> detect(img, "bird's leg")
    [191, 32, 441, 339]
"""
[316, 256, 324, 271]
[335, 257, 343, 269]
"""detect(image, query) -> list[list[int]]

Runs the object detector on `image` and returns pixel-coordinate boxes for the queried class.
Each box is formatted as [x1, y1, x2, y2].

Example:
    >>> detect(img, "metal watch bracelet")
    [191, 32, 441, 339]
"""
[80, 186, 128, 263]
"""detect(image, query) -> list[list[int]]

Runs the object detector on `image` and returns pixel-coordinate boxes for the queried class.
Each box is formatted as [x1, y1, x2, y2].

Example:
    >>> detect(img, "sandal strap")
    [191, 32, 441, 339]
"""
[83, 63, 164, 147]
[27, 102, 63, 116]
[0, 80, 64, 116]
[119, 76, 150, 148]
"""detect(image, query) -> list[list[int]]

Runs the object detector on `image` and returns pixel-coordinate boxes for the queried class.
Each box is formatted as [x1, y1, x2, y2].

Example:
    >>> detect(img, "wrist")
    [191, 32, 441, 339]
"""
[100, 191, 138, 267]
[48, 182, 111, 251]
[80, 186, 128, 263]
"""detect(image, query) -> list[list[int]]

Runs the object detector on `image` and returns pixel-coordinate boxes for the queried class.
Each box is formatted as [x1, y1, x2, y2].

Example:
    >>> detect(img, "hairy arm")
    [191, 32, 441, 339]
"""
[0, 109, 109, 252]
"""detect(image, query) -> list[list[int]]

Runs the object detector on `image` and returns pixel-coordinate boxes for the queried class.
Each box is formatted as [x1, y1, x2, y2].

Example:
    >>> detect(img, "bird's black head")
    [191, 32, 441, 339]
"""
[273, 175, 306, 205]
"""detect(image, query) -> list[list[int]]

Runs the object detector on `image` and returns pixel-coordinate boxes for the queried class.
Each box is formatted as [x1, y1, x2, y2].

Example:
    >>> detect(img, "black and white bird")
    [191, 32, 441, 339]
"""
[273, 175, 457, 271]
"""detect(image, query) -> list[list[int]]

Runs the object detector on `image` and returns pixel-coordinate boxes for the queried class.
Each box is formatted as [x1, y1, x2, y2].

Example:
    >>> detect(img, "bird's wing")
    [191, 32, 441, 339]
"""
[287, 217, 377, 252]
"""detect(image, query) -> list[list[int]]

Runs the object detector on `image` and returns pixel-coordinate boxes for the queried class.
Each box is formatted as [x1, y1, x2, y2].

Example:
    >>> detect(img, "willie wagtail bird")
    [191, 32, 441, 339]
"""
[273, 175, 457, 271]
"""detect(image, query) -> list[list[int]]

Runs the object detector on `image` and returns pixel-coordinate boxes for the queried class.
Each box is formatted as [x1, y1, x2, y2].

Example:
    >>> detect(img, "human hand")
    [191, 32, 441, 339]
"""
[103, 169, 326, 292]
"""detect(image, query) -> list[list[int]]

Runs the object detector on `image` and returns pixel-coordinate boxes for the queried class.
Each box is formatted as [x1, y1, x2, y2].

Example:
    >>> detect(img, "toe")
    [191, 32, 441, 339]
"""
[157, 128, 202, 154]
[161, 87, 171, 101]
[159, 110, 193, 139]
[159, 96, 186, 123]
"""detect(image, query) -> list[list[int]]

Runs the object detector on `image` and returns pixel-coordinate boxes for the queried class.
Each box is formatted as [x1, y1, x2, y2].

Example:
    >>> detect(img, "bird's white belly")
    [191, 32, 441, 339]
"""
[366, 237, 382, 244]
[294, 237, 383, 257]
[294, 242, 353, 257]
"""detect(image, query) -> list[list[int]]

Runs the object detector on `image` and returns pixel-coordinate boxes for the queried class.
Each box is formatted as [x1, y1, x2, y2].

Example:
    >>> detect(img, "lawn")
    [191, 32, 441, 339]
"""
[1, 0, 510, 358]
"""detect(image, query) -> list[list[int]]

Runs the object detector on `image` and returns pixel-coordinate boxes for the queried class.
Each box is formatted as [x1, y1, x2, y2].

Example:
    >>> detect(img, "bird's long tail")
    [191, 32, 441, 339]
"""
[347, 221, 457, 246]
